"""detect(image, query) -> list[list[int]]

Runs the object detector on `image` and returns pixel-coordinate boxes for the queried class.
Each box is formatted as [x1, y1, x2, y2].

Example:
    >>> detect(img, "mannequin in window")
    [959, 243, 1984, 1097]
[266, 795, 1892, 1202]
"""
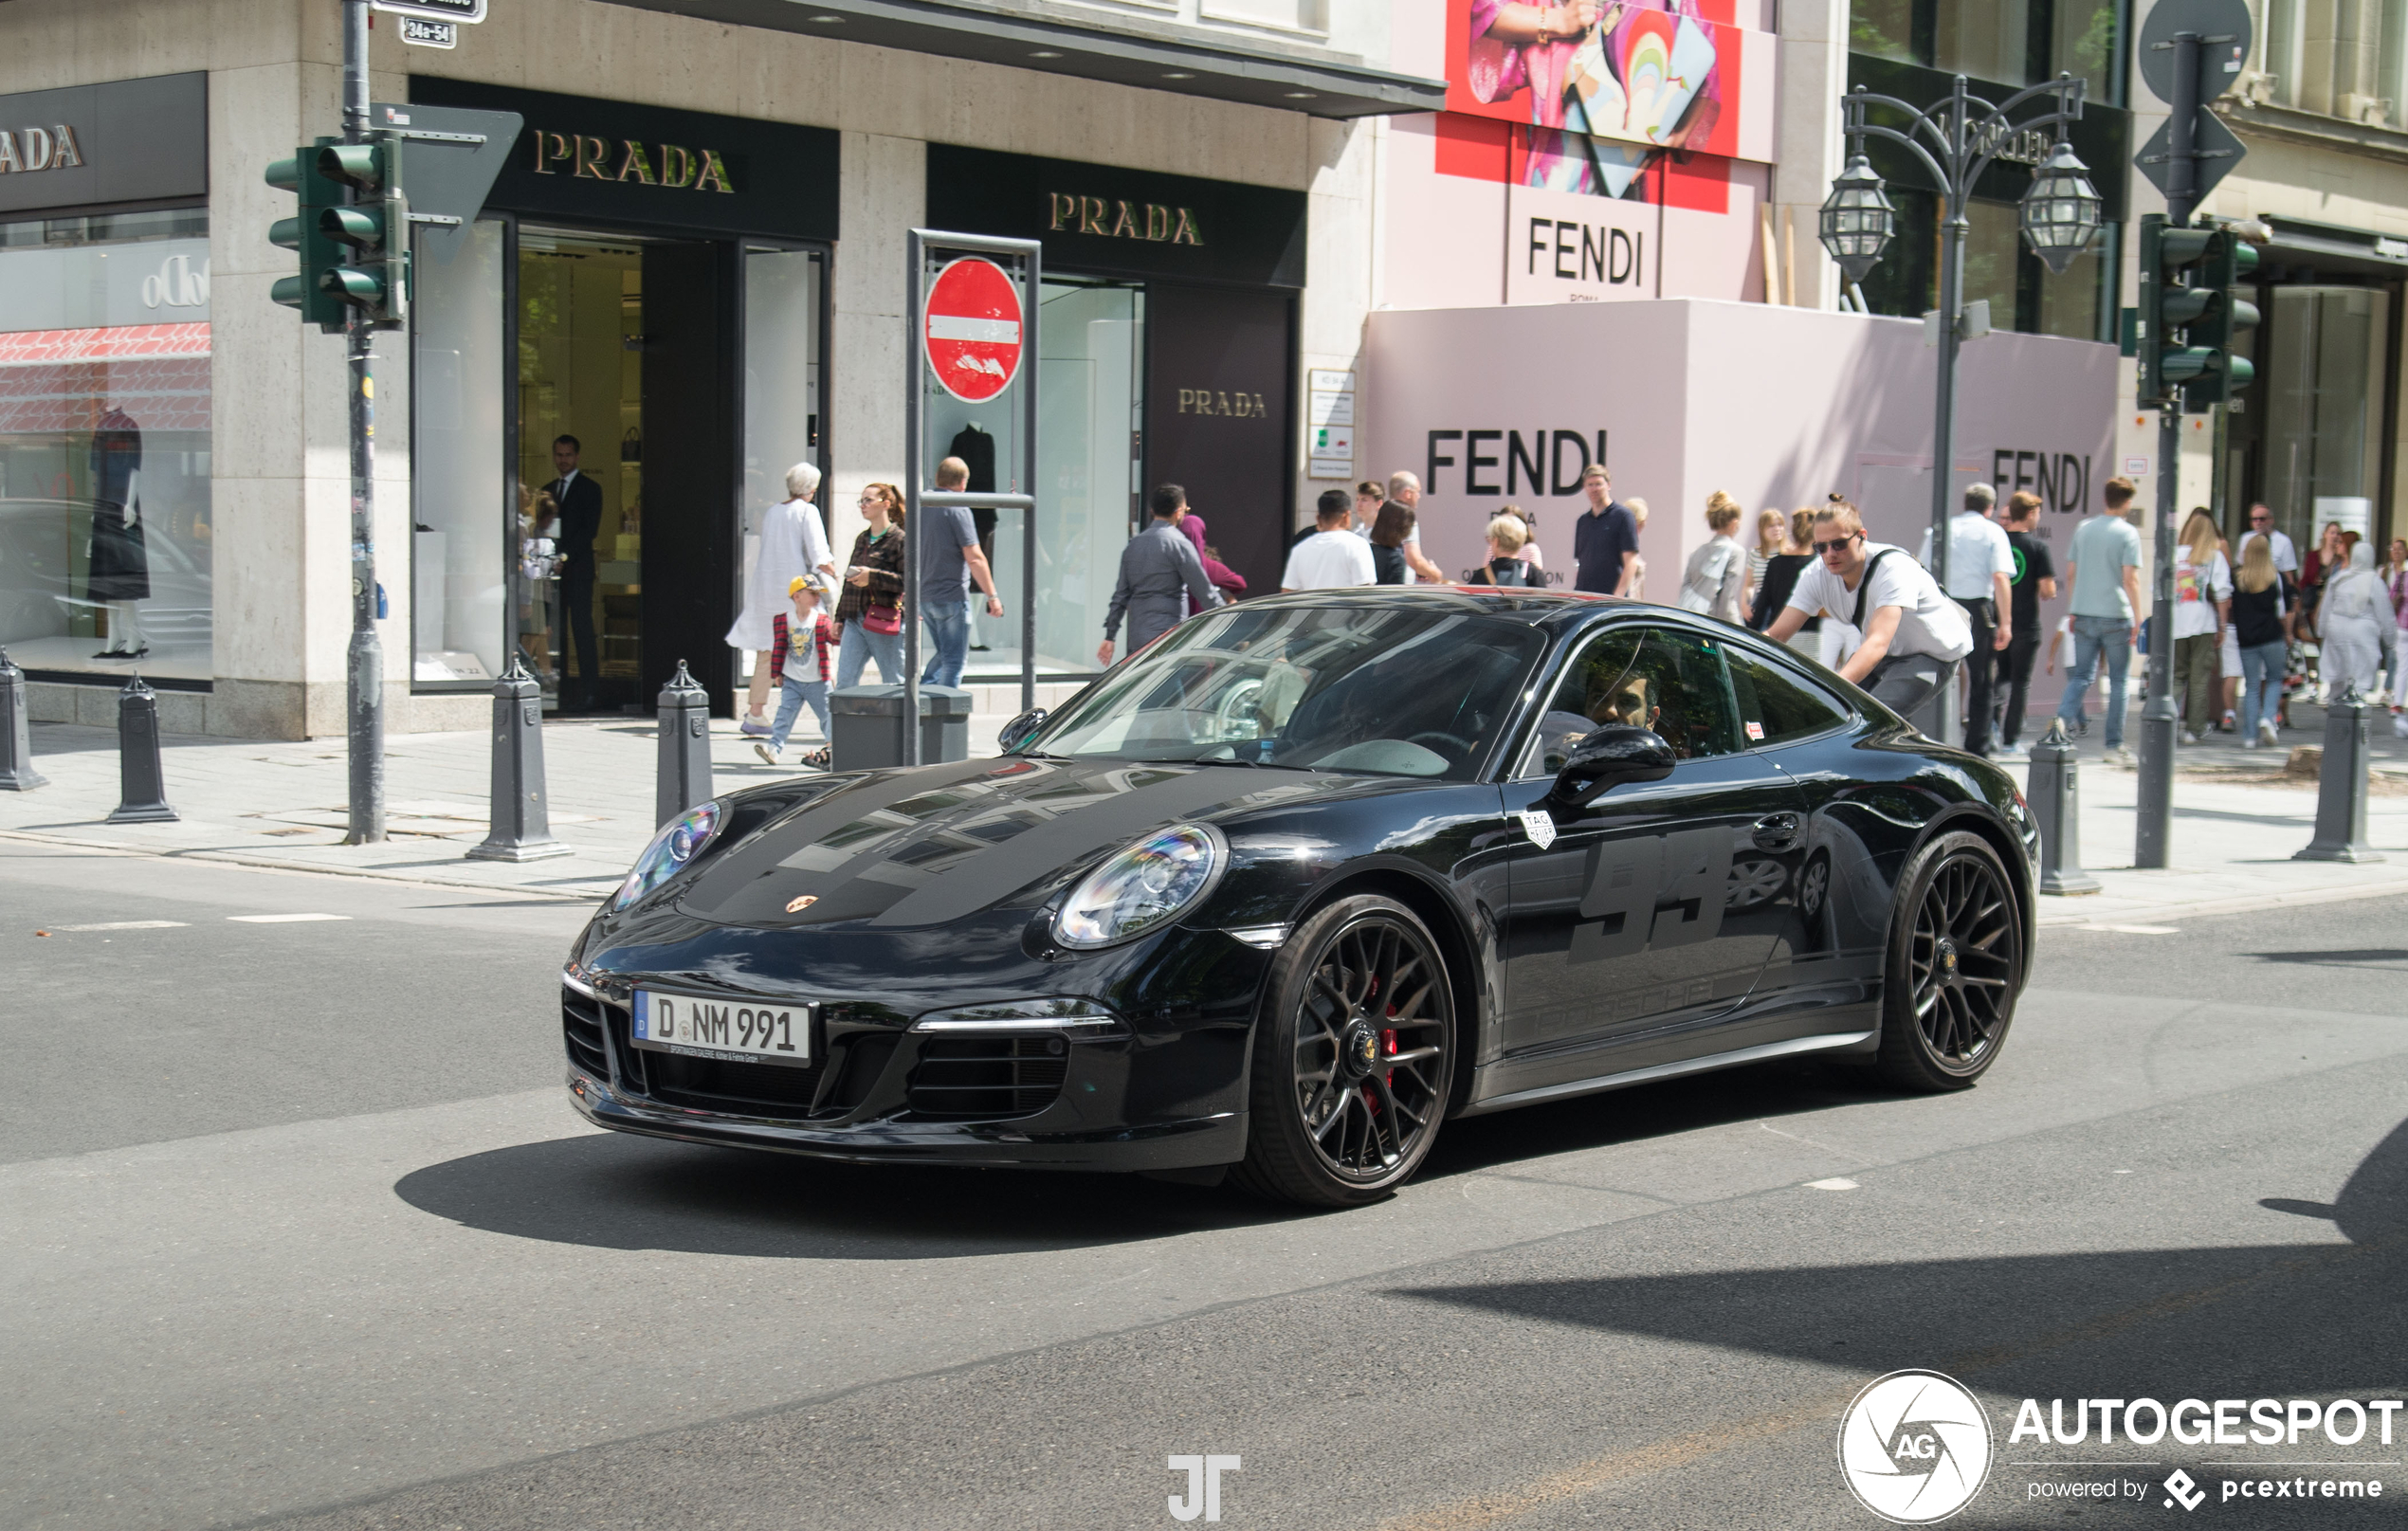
[948, 422, 997, 650]
[87, 406, 151, 660]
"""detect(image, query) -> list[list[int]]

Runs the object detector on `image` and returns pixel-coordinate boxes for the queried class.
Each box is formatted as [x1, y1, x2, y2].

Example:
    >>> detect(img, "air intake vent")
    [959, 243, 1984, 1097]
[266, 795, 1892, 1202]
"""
[906, 1035, 1068, 1121]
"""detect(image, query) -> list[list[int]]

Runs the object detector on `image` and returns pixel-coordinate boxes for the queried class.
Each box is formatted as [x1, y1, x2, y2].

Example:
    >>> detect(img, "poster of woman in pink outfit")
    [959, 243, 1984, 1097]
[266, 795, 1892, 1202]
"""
[1464, 0, 1724, 197]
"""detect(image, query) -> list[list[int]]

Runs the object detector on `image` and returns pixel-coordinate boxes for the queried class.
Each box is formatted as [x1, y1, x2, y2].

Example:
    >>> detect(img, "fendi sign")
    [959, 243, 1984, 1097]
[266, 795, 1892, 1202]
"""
[533, 132, 734, 192]
[408, 79, 838, 243]
[0, 74, 207, 217]
[1048, 193, 1201, 246]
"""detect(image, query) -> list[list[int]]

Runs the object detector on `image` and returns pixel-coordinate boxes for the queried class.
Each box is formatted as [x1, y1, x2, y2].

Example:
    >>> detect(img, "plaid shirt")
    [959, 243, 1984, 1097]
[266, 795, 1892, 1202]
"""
[769, 611, 836, 684]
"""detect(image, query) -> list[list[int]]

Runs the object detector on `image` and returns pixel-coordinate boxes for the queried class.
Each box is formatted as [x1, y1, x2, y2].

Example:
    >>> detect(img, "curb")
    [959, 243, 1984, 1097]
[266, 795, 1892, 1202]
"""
[0, 826, 616, 902]
[2037, 876, 2408, 928]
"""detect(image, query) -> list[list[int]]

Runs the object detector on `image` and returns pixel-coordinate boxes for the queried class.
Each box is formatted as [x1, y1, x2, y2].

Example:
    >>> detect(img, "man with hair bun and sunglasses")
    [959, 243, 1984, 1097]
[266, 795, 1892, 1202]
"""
[1764, 497, 1974, 721]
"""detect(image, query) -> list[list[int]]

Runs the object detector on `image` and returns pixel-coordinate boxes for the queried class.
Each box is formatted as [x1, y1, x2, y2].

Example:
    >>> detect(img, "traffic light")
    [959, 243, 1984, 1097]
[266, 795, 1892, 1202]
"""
[314, 137, 410, 328]
[2180, 230, 2260, 409]
[267, 138, 348, 332]
[265, 135, 409, 331]
[2137, 213, 2216, 408]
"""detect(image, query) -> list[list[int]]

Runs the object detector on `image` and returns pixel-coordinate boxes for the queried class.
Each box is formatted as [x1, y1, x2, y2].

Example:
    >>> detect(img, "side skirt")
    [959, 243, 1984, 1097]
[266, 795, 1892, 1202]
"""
[1455, 1029, 1880, 1117]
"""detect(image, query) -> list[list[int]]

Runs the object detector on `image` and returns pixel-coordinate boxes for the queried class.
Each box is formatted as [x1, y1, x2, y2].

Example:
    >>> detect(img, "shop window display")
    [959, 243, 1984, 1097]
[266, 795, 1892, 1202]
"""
[0, 210, 212, 683]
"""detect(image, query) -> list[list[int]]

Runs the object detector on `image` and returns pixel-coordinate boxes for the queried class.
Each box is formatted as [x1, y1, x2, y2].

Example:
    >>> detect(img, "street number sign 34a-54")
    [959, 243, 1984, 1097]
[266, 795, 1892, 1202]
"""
[370, 0, 488, 23]
[923, 257, 1025, 404]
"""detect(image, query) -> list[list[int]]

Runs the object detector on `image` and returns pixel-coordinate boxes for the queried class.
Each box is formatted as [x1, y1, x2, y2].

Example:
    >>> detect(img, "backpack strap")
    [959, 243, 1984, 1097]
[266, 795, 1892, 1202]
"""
[1851, 548, 1898, 630]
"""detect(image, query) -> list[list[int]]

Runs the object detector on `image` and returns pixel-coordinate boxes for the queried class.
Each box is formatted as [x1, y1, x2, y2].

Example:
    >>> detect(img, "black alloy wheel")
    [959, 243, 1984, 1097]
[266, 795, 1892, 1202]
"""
[1876, 830, 2023, 1090]
[1233, 894, 1456, 1207]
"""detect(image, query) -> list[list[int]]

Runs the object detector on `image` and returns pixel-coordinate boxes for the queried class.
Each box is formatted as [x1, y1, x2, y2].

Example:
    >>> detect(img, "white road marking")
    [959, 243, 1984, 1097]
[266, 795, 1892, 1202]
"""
[1803, 1177, 1860, 1191]
[226, 913, 353, 923]
[55, 920, 190, 931]
[2076, 923, 2180, 934]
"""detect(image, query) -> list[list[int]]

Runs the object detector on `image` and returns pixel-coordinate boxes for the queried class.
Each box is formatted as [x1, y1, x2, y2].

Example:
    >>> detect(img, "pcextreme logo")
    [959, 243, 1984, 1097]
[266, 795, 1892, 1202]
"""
[1838, 1370, 1995, 1524]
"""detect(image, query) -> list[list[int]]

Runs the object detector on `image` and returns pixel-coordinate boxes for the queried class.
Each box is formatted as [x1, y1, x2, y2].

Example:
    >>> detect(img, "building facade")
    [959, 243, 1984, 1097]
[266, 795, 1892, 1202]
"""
[0, 0, 1437, 735]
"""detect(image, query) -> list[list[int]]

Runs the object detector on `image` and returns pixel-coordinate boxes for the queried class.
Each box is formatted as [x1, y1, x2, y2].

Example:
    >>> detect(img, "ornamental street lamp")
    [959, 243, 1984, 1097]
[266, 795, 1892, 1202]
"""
[1818, 75, 2100, 747]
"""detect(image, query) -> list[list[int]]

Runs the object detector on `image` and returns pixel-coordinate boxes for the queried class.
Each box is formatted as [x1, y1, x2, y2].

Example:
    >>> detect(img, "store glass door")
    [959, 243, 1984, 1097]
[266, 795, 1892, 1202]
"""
[517, 228, 652, 713]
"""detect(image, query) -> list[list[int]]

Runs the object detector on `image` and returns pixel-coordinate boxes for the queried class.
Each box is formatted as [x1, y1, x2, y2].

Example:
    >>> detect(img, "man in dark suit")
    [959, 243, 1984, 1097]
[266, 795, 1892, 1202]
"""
[547, 434, 604, 708]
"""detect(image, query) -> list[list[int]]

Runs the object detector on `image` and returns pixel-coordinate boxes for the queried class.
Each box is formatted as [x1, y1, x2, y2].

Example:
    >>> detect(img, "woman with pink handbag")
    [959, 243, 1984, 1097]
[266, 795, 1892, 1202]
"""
[833, 483, 908, 688]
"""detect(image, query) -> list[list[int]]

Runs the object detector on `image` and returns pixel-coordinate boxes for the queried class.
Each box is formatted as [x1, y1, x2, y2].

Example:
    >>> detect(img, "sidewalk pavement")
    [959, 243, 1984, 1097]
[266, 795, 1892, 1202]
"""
[3, 696, 2403, 927]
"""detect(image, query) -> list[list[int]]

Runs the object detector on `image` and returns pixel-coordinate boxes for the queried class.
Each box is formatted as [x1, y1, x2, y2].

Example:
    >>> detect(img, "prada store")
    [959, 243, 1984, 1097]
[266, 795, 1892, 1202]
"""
[404, 80, 836, 716]
[925, 146, 1305, 679]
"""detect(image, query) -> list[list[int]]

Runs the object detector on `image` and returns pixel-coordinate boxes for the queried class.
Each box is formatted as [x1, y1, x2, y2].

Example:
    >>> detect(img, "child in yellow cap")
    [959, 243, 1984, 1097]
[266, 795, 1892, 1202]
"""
[757, 575, 837, 768]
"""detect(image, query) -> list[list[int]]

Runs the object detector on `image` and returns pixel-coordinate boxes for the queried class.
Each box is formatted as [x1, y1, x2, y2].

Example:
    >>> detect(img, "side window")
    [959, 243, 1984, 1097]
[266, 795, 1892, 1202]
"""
[1725, 647, 1852, 746]
[1516, 626, 1742, 776]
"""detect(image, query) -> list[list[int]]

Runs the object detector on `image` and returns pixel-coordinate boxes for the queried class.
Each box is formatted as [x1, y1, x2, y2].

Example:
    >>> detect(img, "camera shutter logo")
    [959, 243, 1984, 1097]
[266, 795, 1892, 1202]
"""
[1837, 1370, 1993, 1523]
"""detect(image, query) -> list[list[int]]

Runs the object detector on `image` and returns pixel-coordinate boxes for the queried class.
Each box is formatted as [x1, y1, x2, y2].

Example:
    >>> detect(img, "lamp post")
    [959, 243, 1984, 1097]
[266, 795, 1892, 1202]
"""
[1820, 77, 2101, 748]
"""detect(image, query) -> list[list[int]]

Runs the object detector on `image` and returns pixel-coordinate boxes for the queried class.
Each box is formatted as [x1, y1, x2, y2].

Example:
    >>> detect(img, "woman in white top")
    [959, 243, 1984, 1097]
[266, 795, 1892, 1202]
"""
[727, 461, 837, 736]
[2170, 509, 2233, 743]
[1677, 491, 1748, 624]
[2319, 541, 2399, 702]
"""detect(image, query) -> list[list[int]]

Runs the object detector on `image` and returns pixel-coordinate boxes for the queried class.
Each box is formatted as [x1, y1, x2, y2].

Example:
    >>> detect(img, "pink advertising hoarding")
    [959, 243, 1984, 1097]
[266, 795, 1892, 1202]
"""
[1361, 298, 2120, 710]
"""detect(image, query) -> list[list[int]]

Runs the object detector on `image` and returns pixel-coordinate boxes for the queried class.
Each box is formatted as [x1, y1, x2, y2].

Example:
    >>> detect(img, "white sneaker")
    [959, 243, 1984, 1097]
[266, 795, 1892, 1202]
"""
[753, 742, 779, 766]
[2241, 736, 2257, 750]
[2105, 745, 2136, 765]
[2259, 720, 2280, 746]
[2180, 730, 2200, 745]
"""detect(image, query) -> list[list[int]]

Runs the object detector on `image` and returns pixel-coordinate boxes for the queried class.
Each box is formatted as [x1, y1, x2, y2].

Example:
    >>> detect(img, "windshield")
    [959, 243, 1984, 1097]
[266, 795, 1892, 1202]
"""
[1029, 604, 1546, 779]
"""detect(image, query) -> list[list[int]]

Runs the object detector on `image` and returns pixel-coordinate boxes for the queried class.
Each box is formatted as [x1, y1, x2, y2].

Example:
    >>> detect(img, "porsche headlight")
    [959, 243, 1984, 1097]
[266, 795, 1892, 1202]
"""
[1052, 824, 1226, 949]
[612, 800, 722, 911]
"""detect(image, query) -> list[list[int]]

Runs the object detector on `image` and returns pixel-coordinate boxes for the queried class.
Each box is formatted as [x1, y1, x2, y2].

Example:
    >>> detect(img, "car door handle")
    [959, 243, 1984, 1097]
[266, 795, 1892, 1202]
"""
[1751, 812, 1801, 851]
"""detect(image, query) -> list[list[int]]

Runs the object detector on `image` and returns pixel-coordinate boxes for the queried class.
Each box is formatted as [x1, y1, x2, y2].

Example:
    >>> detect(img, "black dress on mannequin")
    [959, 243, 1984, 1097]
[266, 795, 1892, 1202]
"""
[87, 409, 151, 603]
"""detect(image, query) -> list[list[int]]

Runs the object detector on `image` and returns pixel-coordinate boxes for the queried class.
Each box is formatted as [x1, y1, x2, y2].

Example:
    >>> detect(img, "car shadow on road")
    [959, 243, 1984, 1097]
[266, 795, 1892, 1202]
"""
[1384, 1115, 2408, 1485]
[392, 1131, 1302, 1258]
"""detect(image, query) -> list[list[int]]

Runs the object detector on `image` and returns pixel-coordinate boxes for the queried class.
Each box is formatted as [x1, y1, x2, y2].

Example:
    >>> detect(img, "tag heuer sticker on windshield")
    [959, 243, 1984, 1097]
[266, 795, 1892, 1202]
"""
[1519, 808, 1557, 849]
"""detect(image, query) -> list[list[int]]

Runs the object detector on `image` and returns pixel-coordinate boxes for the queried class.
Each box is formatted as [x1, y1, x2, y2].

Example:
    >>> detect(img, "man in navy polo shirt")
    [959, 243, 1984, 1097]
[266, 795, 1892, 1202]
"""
[1571, 464, 1640, 595]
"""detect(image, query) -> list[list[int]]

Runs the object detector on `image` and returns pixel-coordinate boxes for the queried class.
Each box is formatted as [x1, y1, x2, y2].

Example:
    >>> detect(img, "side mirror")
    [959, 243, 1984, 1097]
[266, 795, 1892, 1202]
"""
[1548, 724, 1675, 808]
[997, 708, 1049, 754]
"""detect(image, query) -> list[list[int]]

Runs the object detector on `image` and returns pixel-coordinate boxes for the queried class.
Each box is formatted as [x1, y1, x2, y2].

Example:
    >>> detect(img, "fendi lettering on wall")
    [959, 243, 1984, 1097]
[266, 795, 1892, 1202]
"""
[1177, 389, 1268, 417]
[533, 132, 734, 193]
[0, 125, 86, 176]
[1049, 193, 1200, 246]
[408, 79, 837, 243]
[0, 74, 206, 217]
[932, 144, 1305, 289]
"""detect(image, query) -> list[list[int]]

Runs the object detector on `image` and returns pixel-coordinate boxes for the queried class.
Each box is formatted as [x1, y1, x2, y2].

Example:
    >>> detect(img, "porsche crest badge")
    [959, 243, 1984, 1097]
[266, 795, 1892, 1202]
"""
[786, 894, 818, 913]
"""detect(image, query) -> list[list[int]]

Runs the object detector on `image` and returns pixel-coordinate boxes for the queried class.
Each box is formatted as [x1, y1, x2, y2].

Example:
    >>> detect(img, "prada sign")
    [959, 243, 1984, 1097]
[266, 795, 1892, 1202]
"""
[409, 79, 837, 242]
[932, 144, 1304, 289]
[0, 73, 207, 217]
[1049, 193, 1201, 246]
[1177, 388, 1268, 417]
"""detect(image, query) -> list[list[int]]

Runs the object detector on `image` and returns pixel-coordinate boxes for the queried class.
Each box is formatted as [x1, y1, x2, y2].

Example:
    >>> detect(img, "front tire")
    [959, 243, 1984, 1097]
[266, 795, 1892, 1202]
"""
[1875, 829, 2023, 1091]
[1231, 895, 1456, 1208]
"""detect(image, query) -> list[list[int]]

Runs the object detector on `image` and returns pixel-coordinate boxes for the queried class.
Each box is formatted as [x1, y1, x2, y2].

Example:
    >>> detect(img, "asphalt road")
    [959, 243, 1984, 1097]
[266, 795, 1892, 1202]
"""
[3, 846, 2402, 1530]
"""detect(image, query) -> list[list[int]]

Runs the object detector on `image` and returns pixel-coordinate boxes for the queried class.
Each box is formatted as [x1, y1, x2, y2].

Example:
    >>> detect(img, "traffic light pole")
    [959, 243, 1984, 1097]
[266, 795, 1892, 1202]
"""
[340, 0, 384, 845]
[2137, 29, 2202, 870]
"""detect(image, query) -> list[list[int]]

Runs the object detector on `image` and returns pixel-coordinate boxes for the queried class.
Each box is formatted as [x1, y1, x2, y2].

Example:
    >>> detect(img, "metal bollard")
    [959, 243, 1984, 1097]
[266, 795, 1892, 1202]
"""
[0, 647, 46, 792]
[655, 659, 713, 828]
[2294, 685, 2385, 864]
[467, 656, 571, 863]
[2025, 718, 2099, 894]
[104, 674, 176, 824]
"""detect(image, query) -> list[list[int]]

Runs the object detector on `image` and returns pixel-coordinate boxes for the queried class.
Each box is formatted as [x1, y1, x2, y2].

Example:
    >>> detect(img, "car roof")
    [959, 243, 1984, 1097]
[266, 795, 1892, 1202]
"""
[1241, 585, 1641, 634]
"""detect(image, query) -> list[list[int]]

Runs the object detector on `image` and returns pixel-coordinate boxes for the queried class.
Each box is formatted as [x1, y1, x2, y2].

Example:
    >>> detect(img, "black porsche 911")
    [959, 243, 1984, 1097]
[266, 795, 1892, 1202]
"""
[561, 588, 2039, 1207]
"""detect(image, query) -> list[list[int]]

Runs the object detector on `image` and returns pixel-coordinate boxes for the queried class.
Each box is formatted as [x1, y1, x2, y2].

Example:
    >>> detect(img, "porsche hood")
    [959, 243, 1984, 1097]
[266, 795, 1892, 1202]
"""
[673, 756, 1359, 930]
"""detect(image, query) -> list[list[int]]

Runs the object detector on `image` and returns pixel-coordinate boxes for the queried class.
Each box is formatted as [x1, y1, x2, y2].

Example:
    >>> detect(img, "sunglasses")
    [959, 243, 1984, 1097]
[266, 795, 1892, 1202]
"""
[1812, 535, 1861, 556]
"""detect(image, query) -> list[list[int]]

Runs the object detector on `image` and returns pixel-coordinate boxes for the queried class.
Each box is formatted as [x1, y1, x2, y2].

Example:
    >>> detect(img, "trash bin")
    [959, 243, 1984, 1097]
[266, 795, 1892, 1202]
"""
[830, 684, 973, 771]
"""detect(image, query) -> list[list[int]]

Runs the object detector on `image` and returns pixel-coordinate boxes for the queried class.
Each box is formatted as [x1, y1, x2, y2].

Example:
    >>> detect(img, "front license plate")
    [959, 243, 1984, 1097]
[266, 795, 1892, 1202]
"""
[631, 990, 813, 1067]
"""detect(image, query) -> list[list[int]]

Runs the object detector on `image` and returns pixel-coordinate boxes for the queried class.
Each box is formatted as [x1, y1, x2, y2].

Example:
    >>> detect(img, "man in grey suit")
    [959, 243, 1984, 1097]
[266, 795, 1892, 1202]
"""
[1097, 483, 1223, 665]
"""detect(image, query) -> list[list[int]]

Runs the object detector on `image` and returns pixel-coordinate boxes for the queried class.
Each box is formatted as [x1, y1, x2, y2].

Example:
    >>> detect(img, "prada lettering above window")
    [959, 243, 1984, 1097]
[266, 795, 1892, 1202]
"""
[1178, 389, 1268, 418]
[0, 124, 86, 175]
[533, 132, 733, 192]
[1049, 193, 1201, 246]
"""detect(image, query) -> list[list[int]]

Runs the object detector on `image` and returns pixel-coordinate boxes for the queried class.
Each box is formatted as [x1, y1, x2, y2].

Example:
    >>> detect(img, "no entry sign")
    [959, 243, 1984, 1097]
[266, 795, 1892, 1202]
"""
[922, 257, 1024, 403]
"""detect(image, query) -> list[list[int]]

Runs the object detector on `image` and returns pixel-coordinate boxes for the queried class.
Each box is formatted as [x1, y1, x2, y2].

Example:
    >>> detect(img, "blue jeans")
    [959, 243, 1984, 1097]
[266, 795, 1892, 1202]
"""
[769, 676, 830, 752]
[921, 604, 969, 687]
[2056, 615, 2133, 749]
[2238, 639, 2287, 737]
[836, 620, 903, 689]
